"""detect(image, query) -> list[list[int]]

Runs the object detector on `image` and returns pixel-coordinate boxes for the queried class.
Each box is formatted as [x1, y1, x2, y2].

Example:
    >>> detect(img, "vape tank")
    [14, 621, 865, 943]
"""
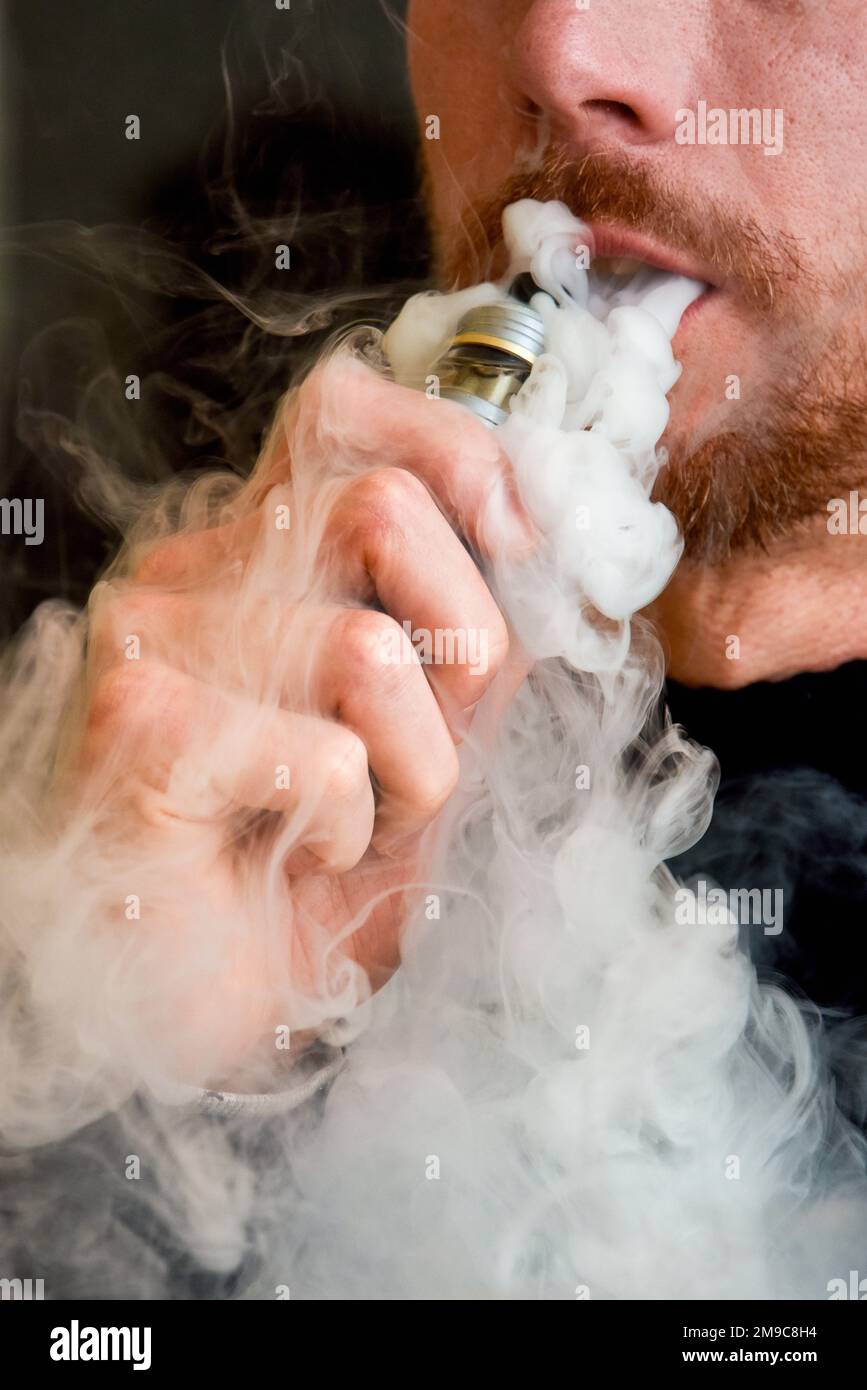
[433, 299, 545, 428]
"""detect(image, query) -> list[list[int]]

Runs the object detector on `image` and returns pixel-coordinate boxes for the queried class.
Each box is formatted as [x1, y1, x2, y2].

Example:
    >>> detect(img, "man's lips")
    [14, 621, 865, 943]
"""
[585, 221, 721, 337]
[586, 223, 720, 291]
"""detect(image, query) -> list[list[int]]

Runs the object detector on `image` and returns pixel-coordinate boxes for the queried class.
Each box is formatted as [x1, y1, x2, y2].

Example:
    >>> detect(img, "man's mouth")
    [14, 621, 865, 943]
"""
[587, 224, 719, 288]
[583, 222, 717, 338]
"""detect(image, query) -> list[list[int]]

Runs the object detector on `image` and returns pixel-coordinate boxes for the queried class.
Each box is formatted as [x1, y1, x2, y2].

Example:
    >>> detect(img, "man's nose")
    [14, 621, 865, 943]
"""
[510, 0, 699, 152]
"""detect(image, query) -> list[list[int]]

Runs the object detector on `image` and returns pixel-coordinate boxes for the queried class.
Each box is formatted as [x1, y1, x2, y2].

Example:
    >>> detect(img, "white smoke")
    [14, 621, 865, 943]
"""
[0, 198, 864, 1300]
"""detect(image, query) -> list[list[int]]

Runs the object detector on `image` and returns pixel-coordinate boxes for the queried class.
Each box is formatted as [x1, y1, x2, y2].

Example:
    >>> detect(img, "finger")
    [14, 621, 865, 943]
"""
[87, 580, 471, 851]
[308, 607, 460, 850]
[322, 466, 510, 729]
[131, 511, 263, 589]
[96, 471, 512, 741]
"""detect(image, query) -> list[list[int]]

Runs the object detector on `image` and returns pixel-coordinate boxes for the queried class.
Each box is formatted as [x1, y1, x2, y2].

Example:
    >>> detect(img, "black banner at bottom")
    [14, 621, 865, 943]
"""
[2, 1297, 863, 1374]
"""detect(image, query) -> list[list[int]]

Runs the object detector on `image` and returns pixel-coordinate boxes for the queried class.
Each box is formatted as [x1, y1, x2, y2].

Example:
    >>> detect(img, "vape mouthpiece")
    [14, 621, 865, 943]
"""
[434, 300, 545, 428]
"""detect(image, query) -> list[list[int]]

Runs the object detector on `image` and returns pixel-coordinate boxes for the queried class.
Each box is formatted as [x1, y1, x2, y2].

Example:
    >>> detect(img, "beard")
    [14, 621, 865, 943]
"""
[431, 146, 867, 563]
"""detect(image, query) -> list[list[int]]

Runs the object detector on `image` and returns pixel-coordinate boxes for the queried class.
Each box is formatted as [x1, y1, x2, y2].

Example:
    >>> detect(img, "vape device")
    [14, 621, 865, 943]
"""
[433, 300, 545, 428]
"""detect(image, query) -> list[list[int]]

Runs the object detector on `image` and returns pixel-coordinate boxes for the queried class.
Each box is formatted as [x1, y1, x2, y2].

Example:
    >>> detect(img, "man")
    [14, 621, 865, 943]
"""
[410, 0, 867, 684]
[79, 0, 867, 1090]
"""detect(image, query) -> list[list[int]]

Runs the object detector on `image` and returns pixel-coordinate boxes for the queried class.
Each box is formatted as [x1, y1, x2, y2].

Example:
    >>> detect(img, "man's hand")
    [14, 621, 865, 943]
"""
[77, 355, 534, 1087]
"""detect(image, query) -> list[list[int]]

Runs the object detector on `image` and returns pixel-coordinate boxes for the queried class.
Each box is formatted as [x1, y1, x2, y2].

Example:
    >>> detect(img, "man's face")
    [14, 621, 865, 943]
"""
[406, 0, 867, 562]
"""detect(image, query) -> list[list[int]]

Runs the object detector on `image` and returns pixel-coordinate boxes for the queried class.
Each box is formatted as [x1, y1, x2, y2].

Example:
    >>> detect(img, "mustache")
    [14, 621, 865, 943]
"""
[444, 145, 808, 314]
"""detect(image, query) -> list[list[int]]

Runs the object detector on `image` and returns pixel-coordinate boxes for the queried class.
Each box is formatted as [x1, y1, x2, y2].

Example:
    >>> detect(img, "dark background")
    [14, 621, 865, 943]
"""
[1, 0, 423, 638]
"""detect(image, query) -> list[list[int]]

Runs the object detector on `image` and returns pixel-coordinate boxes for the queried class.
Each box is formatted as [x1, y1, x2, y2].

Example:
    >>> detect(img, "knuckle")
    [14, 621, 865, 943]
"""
[353, 466, 430, 530]
[337, 609, 412, 686]
[327, 467, 439, 571]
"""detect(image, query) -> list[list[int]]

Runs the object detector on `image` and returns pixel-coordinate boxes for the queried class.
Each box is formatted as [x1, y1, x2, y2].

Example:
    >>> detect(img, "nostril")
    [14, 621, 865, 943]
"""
[516, 94, 545, 124]
[583, 98, 642, 130]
